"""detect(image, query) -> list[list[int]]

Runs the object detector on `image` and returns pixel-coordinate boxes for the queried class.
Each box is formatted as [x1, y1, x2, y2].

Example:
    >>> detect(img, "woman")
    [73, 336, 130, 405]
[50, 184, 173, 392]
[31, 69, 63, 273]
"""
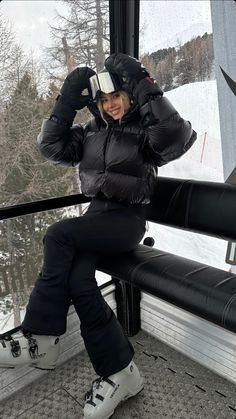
[0, 53, 196, 419]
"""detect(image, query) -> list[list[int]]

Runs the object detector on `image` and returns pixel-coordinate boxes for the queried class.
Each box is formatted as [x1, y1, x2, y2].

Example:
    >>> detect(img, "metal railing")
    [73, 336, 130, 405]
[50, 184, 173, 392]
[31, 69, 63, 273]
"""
[0, 194, 91, 221]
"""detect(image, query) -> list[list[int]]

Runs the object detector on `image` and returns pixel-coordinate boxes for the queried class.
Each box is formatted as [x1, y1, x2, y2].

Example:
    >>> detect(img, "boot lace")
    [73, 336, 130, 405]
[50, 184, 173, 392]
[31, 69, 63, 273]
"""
[84, 376, 116, 405]
[0, 335, 21, 358]
[85, 377, 104, 402]
[24, 333, 39, 359]
[0, 332, 39, 359]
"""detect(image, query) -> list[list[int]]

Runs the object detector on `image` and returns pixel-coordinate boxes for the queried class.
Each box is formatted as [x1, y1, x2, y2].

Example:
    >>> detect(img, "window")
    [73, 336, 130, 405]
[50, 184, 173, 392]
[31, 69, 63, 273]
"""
[140, 0, 223, 183]
[139, 0, 228, 272]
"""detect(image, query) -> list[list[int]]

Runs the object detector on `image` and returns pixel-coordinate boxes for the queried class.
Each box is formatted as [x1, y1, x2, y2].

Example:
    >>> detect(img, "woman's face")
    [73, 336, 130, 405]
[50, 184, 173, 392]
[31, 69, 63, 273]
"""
[100, 91, 130, 120]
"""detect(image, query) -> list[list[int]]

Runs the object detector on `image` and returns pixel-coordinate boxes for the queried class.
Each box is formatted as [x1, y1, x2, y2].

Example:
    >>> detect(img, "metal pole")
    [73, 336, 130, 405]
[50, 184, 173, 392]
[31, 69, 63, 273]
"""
[200, 132, 207, 163]
[109, 0, 140, 57]
[211, 1, 236, 274]
[114, 278, 141, 336]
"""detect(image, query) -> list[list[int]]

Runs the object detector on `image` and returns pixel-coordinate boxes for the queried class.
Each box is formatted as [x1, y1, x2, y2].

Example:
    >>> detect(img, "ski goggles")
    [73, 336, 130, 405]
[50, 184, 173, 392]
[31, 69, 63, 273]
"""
[89, 70, 121, 99]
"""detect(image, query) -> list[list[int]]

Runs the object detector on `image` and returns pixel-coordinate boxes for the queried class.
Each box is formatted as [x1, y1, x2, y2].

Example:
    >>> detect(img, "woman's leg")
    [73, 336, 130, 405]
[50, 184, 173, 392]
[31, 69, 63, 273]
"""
[67, 204, 145, 377]
[15, 203, 144, 376]
[21, 222, 74, 336]
[69, 252, 134, 378]
[70, 206, 146, 418]
[1, 218, 77, 369]
[22, 203, 145, 339]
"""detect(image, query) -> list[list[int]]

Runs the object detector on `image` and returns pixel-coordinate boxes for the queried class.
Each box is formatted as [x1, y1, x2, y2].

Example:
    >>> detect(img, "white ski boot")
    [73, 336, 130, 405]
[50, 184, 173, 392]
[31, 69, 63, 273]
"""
[84, 360, 144, 419]
[0, 329, 60, 370]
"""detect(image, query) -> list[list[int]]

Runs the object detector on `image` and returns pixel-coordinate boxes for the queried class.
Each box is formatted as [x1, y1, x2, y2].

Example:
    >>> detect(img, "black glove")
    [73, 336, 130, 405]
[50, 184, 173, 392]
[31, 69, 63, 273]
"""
[134, 77, 163, 107]
[104, 53, 163, 106]
[51, 67, 96, 125]
[104, 53, 149, 94]
[59, 67, 96, 110]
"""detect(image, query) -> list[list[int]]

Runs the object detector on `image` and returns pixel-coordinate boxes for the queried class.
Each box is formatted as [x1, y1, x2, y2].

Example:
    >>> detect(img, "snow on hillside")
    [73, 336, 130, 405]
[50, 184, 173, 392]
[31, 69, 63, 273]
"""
[165, 80, 223, 173]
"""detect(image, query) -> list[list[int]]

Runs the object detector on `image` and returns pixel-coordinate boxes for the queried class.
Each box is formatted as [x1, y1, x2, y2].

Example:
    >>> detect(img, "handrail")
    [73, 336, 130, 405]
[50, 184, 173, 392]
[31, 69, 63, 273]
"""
[0, 194, 91, 221]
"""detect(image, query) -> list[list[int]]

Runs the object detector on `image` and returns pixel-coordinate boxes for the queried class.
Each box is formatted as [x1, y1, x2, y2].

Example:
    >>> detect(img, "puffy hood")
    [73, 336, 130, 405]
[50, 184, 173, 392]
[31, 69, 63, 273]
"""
[87, 68, 139, 126]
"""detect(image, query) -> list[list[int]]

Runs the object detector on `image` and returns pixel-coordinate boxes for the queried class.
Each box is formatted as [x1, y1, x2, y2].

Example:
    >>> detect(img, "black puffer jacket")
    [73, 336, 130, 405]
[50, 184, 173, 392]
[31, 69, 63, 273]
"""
[38, 80, 196, 205]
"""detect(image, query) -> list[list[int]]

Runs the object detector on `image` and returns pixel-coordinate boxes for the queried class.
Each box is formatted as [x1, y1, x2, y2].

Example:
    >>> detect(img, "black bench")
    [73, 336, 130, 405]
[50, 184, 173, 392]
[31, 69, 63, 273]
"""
[98, 177, 236, 335]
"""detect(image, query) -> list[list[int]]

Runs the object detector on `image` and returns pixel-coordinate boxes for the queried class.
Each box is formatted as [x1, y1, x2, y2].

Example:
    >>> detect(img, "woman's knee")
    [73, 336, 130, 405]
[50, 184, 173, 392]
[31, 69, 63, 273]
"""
[45, 219, 72, 243]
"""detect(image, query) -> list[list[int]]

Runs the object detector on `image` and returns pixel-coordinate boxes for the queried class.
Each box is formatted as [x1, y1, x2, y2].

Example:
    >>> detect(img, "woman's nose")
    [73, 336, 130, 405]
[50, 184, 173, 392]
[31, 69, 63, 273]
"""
[107, 98, 115, 108]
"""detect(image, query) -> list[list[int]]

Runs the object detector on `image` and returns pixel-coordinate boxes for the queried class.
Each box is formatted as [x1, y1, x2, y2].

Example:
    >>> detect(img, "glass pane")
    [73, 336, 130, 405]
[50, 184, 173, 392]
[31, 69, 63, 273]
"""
[0, 0, 110, 208]
[140, 0, 223, 182]
[139, 0, 228, 271]
[0, 205, 110, 333]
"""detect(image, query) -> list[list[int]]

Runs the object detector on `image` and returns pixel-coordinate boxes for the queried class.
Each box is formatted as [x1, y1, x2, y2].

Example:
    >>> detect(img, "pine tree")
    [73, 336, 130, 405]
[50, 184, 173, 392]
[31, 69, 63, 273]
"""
[142, 33, 214, 92]
[0, 71, 77, 327]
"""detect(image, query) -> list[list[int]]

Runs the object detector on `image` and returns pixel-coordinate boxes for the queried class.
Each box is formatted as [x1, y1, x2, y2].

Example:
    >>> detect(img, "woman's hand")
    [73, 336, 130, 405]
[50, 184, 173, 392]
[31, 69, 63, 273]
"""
[104, 53, 162, 106]
[105, 53, 149, 94]
[50, 67, 96, 125]
[59, 67, 96, 110]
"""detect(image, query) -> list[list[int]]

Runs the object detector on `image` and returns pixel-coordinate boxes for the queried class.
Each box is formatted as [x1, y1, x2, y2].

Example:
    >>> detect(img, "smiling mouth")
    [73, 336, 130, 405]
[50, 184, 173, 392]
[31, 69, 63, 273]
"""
[109, 109, 120, 115]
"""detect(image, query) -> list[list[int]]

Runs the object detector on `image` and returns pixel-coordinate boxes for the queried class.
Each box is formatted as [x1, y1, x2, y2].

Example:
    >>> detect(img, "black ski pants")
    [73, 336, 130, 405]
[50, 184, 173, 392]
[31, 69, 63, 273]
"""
[22, 198, 146, 377]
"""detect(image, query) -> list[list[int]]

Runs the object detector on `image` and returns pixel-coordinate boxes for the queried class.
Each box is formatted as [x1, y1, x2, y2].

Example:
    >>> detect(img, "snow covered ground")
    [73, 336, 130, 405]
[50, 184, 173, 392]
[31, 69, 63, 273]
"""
[1, 79, 230, 332]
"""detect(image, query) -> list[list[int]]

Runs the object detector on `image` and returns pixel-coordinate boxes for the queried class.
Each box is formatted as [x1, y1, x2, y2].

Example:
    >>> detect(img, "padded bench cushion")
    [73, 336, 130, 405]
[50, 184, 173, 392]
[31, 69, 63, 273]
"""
[146, 177, 236, 241]
[98, 244, 236, 333]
